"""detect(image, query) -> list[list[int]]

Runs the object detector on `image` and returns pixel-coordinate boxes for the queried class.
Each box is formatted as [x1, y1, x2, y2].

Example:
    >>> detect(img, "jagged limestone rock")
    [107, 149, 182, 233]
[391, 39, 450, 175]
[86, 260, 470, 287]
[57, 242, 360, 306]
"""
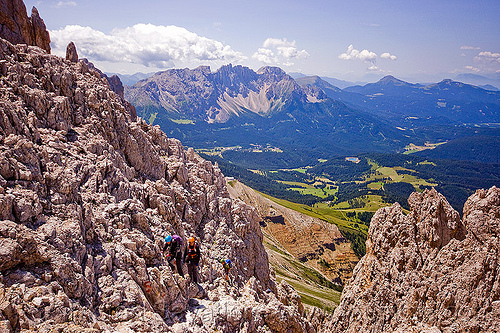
[0, 0, 50, 52]
[0, 32, 312, 332]
[65, 41, 78, 63]
[324, 187, 500, 333]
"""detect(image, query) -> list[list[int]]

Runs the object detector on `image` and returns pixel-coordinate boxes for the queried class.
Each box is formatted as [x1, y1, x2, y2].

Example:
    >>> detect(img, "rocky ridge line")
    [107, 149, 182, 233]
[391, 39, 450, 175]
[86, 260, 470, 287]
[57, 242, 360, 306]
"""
[125, 63, 325, 123]
[324, 187, 500, 333]
[0, 25, 314, 333]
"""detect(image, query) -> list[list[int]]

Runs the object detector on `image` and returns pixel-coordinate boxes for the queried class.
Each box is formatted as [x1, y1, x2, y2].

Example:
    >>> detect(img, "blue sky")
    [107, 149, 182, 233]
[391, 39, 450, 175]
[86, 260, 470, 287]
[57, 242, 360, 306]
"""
[25, 0, 500, 82]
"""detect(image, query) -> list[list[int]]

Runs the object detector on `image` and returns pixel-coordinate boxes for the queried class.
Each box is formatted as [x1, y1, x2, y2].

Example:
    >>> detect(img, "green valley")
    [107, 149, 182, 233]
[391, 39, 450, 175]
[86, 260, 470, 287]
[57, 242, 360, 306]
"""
[203, 151, 500, 258]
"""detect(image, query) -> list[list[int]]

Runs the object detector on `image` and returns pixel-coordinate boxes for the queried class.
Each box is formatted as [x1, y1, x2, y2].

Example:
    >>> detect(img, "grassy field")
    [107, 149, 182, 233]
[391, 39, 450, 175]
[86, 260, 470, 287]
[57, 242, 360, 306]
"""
[170, 118, 194, 124]
[403, 142, 446, 154]
[196, 146, 242, 157]
[280, 167, 309, 174]
[259, 192, 368, 233]
[290, 186, 337, 199]
[250, 169, 266, 176]
[277, 181, 311, 188]
[149, 112, 158, 124]
[363, 165, 437, 189]
[277, 180, 338, 198]
[368, 181, 384, 190]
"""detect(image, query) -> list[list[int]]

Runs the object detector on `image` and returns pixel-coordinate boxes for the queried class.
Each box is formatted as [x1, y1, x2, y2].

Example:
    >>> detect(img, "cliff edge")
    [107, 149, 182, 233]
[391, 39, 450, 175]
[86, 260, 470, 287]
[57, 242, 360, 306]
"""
[325, 187, 500, 333]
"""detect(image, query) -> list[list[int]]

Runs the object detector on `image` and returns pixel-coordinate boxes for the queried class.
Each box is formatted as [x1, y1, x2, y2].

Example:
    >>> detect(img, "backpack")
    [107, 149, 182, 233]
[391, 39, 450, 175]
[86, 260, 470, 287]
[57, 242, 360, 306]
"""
[171, 235, 183, 246]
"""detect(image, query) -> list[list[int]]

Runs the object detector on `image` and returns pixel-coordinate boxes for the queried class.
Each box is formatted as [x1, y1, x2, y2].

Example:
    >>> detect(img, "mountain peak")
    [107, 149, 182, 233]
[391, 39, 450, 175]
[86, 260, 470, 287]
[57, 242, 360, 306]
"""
[377, 75, 408, 85]
[257, 66, 287, 77]
[433, 79, 468, 89]
[194, 65, 211, 74]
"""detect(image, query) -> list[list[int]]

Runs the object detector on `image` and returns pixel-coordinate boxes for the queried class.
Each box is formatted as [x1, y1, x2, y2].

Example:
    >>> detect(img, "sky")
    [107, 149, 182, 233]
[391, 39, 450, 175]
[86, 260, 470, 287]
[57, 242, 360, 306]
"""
[24, 0, 500, 82]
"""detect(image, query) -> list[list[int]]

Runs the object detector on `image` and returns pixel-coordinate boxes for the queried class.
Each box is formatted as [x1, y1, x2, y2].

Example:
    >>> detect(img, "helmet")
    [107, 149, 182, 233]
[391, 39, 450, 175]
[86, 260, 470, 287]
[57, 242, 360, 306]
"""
[225, 259, 231, 265]
[165, 235, 172, 243]
[188, 237, 195, 244]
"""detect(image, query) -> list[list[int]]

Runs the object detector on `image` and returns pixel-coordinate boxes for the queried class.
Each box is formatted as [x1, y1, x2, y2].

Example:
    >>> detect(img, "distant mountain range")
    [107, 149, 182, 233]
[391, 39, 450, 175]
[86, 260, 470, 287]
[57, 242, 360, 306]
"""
[297, 75, 500, 126]
[126, 65, 314, 123]
[291, 72, 500, 91]
[107, 72, 155, 86]
[288, 72, 366, 89]
[125, 65, 414, 161]
[124, 65, 500, 166]
[454, 73, 500, 91]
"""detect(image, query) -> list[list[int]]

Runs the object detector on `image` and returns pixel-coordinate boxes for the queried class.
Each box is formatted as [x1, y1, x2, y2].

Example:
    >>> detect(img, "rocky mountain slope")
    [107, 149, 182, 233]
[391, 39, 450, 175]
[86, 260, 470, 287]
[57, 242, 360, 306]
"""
[125, 64, 410, 163]
[324, 186, 500, 333]
[125, 64, 314, 123]
[227, 180, 358, 286]
[0, 2, 315, 332]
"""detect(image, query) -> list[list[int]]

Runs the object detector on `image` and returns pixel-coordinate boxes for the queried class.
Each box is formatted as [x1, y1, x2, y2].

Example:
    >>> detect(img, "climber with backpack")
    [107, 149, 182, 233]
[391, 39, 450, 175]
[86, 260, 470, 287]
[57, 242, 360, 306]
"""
[221, 258, 232, 283]
[183, 236, 201, 284]
[162, 234, 184, 277]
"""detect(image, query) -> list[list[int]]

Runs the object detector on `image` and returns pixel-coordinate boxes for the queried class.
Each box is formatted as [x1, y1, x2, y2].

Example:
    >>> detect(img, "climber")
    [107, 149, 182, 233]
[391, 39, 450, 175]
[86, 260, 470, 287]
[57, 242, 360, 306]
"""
[221, 258, 232, 283]
[183, 236, 201, 284]
[162, 234, 184, 277]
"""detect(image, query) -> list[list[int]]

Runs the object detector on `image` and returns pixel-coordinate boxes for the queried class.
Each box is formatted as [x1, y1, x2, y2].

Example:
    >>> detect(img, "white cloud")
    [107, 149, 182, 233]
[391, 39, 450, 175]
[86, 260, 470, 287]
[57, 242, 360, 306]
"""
[466, 50, 500, 73]
[252, 48, 276, 64]
[252, 38, 309, 66]
[54, 1, 77, 8]
[338, 45, 377, 62]
[475, 51, 500, 63]
[49, 24, 245, 68]
[465, 65, 480, 72]
[339, 45, 397, 72]
[460, 46, 480, 50]
[380, 52, 397, 60]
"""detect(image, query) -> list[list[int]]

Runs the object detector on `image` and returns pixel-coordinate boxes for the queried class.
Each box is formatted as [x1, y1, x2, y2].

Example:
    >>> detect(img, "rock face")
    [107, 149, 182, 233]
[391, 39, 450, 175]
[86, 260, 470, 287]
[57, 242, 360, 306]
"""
[0, 0, 50, 52]
[79, 57, 136, 120]
[325, 187, 500, 333]
[125, 64, 319, 123]
[0, 31, 312, 333]
[227, 180, 358, 285]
